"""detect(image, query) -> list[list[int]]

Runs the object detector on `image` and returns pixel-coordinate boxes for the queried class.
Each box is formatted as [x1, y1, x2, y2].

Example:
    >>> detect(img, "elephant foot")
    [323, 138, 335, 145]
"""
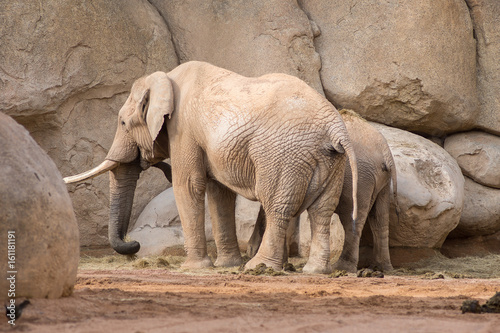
[244, 254, 282, 271]
[332, 259, 358, 273]
[303, 261, 332, 274]
[371, 261, 394, 272]
[181, 256, 213, 269]
[214, 254, 243, 267]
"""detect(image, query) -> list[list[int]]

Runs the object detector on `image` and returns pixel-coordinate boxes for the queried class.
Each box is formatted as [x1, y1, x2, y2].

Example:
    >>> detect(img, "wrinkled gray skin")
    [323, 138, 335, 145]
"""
[248, 110, 397, 272]
[64, 61, 358, 273]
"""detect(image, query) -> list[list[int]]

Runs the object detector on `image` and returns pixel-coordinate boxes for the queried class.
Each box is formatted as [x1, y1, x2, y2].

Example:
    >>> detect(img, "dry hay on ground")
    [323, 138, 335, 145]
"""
[79, 253, 500, 279]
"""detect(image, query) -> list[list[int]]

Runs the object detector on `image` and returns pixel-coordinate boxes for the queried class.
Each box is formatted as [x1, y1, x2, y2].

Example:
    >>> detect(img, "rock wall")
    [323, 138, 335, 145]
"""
[300, 0, 479, 135]
[467, 0, 500, 134]
[0, 0, 178, 247]
[2, 0, 500, 259]
[150, 0, 324, 93]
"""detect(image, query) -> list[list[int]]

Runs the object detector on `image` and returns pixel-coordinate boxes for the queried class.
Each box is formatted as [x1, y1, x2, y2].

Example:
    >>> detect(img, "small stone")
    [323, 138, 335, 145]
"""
[461, 299, 482, 314]
[482, 292, 500, 313]
[357, 268, 384, 278]
[357, 268, 373, 278]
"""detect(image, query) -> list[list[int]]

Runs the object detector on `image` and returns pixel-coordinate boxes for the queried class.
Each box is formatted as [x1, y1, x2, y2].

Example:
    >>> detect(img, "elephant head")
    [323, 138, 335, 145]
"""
[64, 72, 174, 255]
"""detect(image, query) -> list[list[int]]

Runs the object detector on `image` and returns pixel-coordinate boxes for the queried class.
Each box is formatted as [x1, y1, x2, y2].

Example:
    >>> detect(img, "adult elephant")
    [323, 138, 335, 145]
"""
[64, 61, 358, 273]
[248, 110, 398, 272]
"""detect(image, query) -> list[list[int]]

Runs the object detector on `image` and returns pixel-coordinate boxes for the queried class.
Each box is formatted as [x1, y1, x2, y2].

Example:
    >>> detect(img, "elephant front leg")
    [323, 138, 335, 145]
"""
[207, 180, 242, 267]
[244, 213, 288, 271]
[174, 175, 213, 269]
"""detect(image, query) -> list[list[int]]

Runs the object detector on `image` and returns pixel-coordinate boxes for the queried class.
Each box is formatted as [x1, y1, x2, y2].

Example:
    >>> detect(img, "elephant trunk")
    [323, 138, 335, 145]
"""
[108, 159, 142, 255]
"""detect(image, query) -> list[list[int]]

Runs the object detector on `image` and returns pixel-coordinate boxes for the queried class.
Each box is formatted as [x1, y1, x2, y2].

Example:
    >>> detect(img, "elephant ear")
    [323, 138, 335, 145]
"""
[144, 72, 174, 143]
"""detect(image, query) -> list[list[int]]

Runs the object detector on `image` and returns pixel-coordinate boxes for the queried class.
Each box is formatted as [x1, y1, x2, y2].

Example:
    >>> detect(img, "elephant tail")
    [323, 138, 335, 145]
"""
[345, 141, 358, 233]
[332, 131, 358, 231]
[383, 144, 400, 221]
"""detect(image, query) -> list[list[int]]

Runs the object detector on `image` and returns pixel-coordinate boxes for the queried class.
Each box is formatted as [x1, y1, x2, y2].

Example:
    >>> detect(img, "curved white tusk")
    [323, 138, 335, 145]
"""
[63, 160, 120, 184]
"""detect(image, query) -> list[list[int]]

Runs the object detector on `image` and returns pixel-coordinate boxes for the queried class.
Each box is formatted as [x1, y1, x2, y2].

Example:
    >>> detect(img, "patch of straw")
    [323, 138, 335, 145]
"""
[391, 254, 500, 279]
[79, 254, 177, 270]
[79, 252, 500, 279]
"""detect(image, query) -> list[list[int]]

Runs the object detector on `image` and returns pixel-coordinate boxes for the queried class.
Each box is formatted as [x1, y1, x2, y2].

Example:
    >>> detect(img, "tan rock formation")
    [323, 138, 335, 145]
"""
[300, 0, 479, 135]
[371, 123, 465, 248]
[0, 0, 178, 247]
[0, 113, 79, 300]
[150, 0, 323, 93]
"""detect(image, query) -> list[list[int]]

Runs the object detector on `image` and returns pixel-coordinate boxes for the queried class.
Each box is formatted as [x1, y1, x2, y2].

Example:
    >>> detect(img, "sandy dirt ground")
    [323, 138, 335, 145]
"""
[2, 265, 500, 333]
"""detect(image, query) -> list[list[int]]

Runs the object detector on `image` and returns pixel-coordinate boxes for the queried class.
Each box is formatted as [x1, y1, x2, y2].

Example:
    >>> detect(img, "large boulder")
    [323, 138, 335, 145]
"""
[129, 188, 212, 258]
[370, 123, 465, 249]
[467, 0, 500, 134]
[442, 230, 500, 258]
[444, 131, 500, 188]
[0, 0, 178, 247]
[149, 0, 323, 93]
[443, 131, 500, 241]
[0, 113, 79, 300]
[300, 0, 479, 135]
[448, 177, 500, 238]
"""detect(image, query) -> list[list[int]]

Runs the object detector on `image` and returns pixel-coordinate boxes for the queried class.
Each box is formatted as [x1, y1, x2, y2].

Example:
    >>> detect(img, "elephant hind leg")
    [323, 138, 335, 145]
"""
[302, 188, 344, 274]
[333, 212, 362, 273]
[368, 185, 393, 271]
[303, 208, 333, 274]
[333, 198, 371, 273]
[207, 180, 242, 267]
[244, 211, 289, 271]
[247, 207, 298, 267]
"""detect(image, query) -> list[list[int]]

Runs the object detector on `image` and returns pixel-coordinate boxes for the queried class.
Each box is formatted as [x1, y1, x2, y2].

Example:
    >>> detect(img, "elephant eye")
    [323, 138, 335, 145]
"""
[121, 120, 126, 126]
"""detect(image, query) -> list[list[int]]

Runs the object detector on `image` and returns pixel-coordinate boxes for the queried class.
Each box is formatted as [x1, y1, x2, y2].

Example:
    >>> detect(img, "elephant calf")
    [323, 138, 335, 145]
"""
[248, 109, 398, 272]
[64, 61, 359, 274]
